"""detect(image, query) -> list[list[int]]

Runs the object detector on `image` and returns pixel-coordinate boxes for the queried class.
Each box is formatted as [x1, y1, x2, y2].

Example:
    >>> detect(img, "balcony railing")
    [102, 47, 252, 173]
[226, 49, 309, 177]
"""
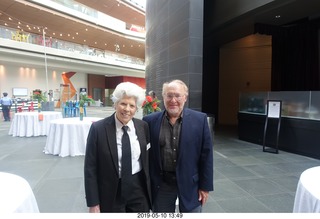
[0, 26, 145, 68]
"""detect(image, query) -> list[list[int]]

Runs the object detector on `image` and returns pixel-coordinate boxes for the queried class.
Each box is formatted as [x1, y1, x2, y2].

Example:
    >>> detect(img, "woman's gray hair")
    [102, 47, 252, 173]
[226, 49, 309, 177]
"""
[111, 82, 145, 107]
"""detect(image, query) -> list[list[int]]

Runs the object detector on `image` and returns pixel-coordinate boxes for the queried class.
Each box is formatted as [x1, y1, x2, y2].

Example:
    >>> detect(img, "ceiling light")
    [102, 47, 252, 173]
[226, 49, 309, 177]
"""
[275, 15, 281, 18]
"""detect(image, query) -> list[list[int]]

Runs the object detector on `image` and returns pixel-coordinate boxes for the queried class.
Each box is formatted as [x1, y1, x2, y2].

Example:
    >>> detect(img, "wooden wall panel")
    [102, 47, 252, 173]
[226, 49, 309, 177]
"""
[219, 34, 272, 125]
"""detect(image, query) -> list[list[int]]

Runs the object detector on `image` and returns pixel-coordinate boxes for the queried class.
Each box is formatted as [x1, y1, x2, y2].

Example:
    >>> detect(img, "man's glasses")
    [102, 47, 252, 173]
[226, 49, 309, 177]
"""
[164, 93, 184, 101]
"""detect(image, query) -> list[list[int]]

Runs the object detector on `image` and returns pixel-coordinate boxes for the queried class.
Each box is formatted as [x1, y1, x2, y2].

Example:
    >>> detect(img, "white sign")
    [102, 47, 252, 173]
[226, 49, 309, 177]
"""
[267, 100, 281, 118]
[12, 88, 28, 96]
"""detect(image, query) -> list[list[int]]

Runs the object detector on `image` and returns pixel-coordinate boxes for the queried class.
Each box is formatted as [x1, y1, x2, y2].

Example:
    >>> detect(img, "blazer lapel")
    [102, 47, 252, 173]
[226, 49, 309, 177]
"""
[154, 111, 165, 169]
[105, 113, 119, 177]
[134, 119, 147, 158]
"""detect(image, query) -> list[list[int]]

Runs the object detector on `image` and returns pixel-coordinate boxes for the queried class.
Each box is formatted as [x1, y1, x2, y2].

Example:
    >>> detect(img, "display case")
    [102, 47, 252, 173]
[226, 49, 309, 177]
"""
[238, 91, 320, 159]
[239, 91, 320, 120]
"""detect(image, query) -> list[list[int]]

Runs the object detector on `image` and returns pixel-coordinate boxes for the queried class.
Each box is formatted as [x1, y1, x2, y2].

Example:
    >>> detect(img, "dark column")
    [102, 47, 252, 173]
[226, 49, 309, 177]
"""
[145, 0, 204, 111]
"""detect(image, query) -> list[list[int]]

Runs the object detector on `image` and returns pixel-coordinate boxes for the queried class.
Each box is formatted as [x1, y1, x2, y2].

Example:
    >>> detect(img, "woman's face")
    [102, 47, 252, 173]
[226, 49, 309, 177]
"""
[115, 95, 137, 125]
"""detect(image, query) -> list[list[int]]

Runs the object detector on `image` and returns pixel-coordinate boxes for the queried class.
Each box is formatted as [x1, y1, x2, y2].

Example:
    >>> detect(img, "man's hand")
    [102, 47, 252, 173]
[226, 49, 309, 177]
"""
[89, 205, 100, 213]
[198, 190, 209, 205]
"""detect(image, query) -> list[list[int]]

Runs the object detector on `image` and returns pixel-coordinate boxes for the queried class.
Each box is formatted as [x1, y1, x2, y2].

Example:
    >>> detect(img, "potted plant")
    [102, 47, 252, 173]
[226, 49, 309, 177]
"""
[142, 95, 161, 116]
[32, 89, 47, 112]
[79, 92, 95, 120]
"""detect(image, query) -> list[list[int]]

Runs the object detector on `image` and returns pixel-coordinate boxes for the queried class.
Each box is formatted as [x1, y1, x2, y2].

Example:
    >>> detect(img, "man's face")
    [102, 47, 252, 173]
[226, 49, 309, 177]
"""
[163, 83, 187, 118]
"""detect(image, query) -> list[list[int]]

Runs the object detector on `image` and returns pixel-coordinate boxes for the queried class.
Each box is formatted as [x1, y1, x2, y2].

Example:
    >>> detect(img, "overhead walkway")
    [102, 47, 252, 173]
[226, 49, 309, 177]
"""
[0, 27, 145, 77]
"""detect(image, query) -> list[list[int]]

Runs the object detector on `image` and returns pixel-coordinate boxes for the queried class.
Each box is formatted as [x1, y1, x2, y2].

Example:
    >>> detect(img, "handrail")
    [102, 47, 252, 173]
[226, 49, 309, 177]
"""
[0, 25, 145, 67]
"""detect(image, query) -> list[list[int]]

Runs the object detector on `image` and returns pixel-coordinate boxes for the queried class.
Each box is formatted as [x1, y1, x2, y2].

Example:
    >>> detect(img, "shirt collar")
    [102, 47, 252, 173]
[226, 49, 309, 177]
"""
[164, 110, 183, 120]
[114, 114, 134, 132]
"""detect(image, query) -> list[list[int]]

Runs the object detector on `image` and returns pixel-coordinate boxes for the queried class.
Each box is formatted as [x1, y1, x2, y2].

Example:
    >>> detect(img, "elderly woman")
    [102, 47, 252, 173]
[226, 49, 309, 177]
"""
[84, 82, 151, 212]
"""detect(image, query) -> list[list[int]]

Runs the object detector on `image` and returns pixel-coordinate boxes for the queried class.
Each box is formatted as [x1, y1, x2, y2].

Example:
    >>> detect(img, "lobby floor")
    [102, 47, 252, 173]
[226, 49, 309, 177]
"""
[0, 107, 319, 213]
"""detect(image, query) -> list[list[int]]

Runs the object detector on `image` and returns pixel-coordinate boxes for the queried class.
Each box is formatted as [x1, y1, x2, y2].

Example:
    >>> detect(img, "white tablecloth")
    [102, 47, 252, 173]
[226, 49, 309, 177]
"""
[43, 117, 103, 157]
[0, 172, 39, 213]
[9, 111, 63, 137]
[293, 166, 320, 213]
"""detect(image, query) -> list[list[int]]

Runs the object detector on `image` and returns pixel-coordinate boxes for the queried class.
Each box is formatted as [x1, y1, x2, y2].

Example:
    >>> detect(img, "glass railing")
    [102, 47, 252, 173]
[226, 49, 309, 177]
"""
[0, 25, 145, 67]
[33, 0, 146, 34]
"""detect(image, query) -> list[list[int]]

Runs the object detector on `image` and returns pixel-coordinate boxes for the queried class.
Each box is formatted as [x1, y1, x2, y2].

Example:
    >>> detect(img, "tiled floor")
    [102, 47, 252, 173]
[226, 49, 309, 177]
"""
[1, 107, 319, 213]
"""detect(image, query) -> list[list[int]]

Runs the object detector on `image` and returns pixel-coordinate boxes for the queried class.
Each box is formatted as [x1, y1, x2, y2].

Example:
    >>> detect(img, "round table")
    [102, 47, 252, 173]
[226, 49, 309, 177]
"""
[293, 166, 320, 212]
[43, 117, 103, 157]
[0, 172, 39, 213]
[9, 111, 63, 137]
